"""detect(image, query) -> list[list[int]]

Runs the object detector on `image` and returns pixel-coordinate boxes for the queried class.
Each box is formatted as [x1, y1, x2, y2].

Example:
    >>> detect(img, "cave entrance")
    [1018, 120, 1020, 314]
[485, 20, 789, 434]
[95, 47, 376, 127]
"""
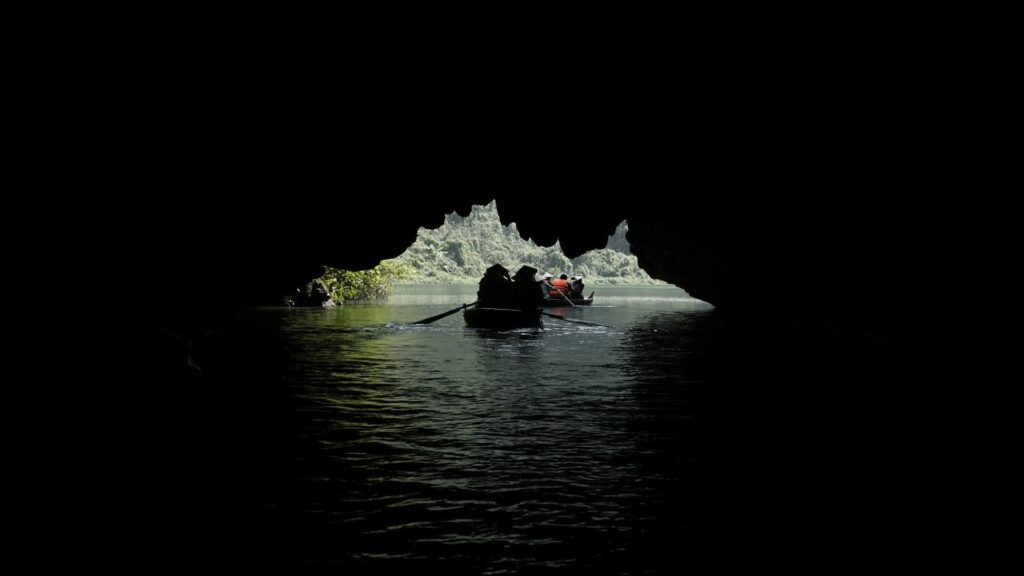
[318, 201, 673, 305]
[388, 201, 659, 287]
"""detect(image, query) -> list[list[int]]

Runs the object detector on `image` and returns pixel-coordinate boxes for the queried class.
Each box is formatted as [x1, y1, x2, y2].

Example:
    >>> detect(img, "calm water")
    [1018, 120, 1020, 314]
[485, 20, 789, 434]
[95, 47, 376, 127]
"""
[259, 285, 713, 572]
[143, 284, 1014, 571]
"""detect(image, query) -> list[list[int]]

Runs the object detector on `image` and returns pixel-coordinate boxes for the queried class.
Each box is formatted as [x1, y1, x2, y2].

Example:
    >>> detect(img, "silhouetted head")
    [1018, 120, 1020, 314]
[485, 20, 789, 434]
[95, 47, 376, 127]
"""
[486, 264, 509, 277]
[514, 265, 538, 280]
[559, 273, 568, 280]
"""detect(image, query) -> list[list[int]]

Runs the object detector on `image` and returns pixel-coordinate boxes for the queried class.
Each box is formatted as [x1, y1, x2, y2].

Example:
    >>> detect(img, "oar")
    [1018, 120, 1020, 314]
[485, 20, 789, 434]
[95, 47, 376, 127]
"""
[412, 300, 478, 324]
[539, 310, 611, 328]
[559, 290, 576, 307]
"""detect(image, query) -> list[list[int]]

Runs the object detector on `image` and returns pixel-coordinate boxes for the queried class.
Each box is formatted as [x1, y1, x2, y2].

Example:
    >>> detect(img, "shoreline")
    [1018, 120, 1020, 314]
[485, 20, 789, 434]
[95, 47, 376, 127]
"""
[396, 278, 670, 287]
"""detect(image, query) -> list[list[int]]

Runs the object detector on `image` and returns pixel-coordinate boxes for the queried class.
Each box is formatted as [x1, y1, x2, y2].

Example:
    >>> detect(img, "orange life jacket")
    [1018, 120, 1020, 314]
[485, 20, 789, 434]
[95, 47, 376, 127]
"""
[549, 278, 570, 297]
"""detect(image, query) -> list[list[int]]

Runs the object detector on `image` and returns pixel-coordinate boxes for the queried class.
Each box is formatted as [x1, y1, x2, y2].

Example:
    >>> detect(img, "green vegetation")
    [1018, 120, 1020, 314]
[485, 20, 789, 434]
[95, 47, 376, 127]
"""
[394, 202, 662, 285]
[322, 260, 411, 302]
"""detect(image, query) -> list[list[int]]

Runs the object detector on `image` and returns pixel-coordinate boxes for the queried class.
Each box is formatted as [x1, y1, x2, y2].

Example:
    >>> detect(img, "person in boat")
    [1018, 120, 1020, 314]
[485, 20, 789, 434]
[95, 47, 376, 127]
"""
[570, 275, 585, 299]
[549, 273, 571, 298]
[511, 265, 543, 311]
[477, 264, 513, 308]
[537, 272, 555, 296]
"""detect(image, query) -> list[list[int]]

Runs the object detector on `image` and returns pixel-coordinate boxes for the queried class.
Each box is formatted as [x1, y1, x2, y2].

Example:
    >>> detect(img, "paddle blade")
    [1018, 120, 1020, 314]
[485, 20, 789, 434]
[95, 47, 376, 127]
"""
[411, 301, 478, 325]
[539, 311, 611, 328]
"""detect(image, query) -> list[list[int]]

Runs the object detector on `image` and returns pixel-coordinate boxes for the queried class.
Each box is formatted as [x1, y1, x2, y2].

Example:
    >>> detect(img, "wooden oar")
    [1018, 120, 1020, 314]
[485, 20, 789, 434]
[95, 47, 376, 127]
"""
[559, 290, 576, 307]
[539, 311, 611, 328]
[412, 300, 478, 324]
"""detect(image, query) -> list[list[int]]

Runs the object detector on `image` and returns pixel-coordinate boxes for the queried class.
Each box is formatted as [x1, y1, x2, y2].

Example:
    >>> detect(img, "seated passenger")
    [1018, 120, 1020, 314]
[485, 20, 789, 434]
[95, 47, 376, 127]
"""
[538, 272, 555, 297]
[512, 265, 542, 311]
[549, 273, 571, 298]
[477, 264, 513, 308]
[570, 275, 585, 299]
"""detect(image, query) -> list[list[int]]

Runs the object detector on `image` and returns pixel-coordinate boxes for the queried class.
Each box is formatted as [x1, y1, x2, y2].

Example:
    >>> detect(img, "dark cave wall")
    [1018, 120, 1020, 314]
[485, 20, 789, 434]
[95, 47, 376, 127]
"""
[36, 5, 1019, 569]
[624, 204, 925, 340]
[39, 1, 1014, 334]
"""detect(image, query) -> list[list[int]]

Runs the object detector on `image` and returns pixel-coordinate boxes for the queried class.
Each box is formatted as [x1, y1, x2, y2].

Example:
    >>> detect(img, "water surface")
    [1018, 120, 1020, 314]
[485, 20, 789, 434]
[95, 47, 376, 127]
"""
[266, 285, 713, 572]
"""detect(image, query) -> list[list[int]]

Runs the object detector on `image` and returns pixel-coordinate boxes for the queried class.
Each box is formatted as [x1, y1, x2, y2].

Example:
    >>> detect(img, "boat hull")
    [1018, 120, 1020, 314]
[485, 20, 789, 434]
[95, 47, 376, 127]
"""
[540, 296, 593, 307]
[464, 307, 542, 329]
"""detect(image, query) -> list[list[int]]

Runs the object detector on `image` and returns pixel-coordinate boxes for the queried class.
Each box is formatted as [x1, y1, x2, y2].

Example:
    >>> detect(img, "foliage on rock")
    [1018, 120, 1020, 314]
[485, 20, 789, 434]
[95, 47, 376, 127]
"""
[321, 260, 411, 302]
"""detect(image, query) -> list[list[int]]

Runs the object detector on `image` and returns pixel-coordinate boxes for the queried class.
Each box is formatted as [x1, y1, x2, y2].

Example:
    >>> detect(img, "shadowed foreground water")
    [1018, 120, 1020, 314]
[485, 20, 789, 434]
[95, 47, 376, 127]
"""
[270, 286, 711, 572]
[177, 285, 1015, 572]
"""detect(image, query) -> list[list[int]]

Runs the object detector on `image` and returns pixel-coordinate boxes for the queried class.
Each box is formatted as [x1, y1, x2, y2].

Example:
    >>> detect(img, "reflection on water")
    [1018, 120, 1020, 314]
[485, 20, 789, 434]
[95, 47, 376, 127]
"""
[249, 285, 710, 571]
[121, 279, 1015, 573]
[154, 284, 1013, 571]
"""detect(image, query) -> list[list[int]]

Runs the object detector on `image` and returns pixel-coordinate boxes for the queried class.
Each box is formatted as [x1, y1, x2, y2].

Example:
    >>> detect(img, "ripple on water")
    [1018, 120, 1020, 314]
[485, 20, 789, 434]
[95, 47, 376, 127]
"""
[268, 286, 709, 568]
